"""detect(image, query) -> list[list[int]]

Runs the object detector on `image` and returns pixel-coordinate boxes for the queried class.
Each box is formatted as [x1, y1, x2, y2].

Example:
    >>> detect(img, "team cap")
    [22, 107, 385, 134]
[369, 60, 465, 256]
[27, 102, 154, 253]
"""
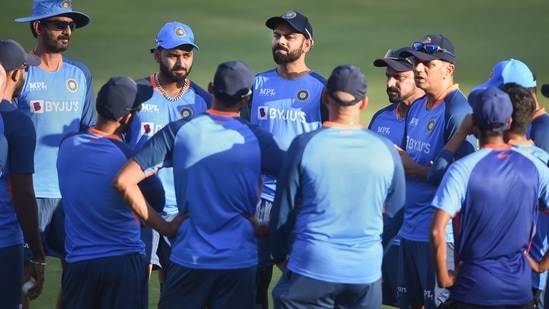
[373, 47, 415, 72]
[15, 0, 90, 29]
[151, 21, 198, 53]
[542, 84, 549, 98]
[401, 34, 456, 65]
[266, 11, 313, 40]
[212, 61, 255, 104]
[0, 39, 41, 72]
[472, 59, 536, 92]
[96, 76, 153, 120]
[326, 64, 367, 106]
[468, 86, 513, 132]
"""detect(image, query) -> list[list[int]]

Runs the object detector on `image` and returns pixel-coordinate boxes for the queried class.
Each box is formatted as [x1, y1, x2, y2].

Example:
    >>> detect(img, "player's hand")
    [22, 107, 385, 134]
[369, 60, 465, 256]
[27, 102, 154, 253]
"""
[438, 261, 463, 288]
[243, 213, 269, 238]
[22, 260, 45, 300]
[525, 251, 547, 273]
[162, 213, 189, 236]
[275, 258, 288, 272]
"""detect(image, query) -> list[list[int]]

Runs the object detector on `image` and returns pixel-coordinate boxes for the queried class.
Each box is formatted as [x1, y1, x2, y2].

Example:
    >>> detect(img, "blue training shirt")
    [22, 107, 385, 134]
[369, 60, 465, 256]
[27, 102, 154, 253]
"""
[270, 123, 406, 284]
[400, 86, 476, 243]
[432, 145, 549, 306]
[57, 128, 165, 263]
[368, 103, 408, 149]
[249, 69, 326, 201]
[126, 75, 211, 216]
[0, 100, 36, 249]
[133, 109, 284, 269]
[13, 55, 96, 198]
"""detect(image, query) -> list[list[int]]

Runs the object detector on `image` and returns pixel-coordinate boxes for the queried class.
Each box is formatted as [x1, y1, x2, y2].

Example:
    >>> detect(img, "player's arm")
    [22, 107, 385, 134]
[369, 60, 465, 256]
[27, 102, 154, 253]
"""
[429, 208, 457, 288]
[394, 145, 430, 180]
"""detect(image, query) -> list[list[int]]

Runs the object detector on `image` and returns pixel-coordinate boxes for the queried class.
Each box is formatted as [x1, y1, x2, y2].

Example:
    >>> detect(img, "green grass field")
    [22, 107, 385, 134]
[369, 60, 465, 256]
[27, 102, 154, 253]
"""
[3, 0, 549, 308]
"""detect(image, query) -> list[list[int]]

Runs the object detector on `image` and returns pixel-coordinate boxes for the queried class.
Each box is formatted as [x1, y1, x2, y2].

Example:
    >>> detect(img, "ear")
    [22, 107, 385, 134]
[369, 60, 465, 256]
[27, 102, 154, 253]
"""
[303, 37, 314, 53]
[120, 112, 133, 126]
[32, 20, 41, 36]
[321, 90, 330, 106]
[9, 69, 20, 83]
[153, 49, 161, 63]
[207, 82, 214, 94]
[359, 96, 368, 110]
[446, 63, 455, 75]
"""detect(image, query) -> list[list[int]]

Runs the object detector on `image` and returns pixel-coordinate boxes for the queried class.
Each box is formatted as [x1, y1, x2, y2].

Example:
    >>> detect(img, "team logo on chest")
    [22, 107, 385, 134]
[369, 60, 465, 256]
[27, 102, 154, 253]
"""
[296, 89, 310, 102]
[66, 79, 78, 93]
[179, 107, 193, 118]
[426, 119, 436, 132]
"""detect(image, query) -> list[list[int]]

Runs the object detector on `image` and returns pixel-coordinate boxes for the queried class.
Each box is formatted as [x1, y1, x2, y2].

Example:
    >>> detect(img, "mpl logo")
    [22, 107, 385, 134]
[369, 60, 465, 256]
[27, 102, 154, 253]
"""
[28, 82, 47, 91]
[259, 88, 276, 96]
[31, 100, 44, 113]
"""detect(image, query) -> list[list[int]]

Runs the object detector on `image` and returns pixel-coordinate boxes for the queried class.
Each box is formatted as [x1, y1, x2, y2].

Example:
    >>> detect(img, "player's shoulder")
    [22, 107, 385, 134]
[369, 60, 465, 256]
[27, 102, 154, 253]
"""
[62, 54, 92, 76]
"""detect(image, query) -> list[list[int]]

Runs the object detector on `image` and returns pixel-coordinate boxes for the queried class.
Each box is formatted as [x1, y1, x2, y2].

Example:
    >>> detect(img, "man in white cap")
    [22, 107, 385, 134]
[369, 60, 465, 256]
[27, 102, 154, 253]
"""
[14, 1, 95, 307]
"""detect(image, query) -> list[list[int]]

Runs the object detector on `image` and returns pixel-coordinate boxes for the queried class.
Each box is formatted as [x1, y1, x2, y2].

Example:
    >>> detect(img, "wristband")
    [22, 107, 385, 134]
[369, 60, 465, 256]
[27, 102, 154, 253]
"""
[29, 259, 46, 266]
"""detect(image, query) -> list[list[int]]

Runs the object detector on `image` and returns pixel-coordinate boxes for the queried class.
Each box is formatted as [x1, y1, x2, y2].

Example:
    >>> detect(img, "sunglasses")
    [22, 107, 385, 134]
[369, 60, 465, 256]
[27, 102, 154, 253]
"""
[40, 20, 76, 31]
[383, 49, 413, 66]
[412, 42, 455, 58]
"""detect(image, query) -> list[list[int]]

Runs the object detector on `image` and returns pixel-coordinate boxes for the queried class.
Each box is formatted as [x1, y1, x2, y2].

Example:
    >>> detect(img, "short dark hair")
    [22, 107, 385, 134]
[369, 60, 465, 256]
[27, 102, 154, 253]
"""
[501, 82, 536, 135]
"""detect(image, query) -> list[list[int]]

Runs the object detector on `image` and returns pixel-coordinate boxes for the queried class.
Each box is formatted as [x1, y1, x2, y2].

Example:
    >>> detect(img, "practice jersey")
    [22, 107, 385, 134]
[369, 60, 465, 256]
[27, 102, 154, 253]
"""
[58, 128, 165, 263]
[400, 85, 476, 243]
[0, 100, 36, 249]
[13, 55, 96, 198]
[126, 75, 211, 216]
[432, 145, 549, 306]
[0, 120, 6, 177]
[249, 69, 326, 201]
[133, 110, 284, 269]
[270, 123, 406, 284]
[368, 103, 408, 148]
[527, 108, 549, 156]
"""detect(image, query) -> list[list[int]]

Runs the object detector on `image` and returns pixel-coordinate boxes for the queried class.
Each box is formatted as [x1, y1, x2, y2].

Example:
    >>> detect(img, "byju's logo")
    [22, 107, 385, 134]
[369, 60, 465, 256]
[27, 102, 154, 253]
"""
[31, 100, 44, 113]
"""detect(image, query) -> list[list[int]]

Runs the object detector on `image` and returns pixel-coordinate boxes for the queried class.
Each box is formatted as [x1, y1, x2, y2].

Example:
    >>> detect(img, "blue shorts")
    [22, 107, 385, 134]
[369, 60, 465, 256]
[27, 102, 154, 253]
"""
[397, 238, 454, 309]
[382, 244, 399, 306]
[140, 224, 160, 268]
[272, 268, 381, 309]
[61, 253, 148, 309]
[0, 244, 23, 309]
[26, 198, 66, 259]
[158, 263, 256, 309]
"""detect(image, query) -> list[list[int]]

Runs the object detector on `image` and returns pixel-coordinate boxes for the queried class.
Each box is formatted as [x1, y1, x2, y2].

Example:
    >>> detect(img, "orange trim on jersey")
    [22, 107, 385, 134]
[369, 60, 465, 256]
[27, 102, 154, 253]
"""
[481, 143, 512, 150]
[322, 121, 363, 129]
[428, 84, 460, 110]
[88, 128, 121, 141]
[206, 109, 239, 117]
[508, 139, 534, 146]
[533, 107, 547, 120]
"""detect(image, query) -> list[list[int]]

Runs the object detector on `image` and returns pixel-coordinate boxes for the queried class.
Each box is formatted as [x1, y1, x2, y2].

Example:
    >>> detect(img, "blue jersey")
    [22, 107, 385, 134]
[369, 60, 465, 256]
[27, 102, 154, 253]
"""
[57, 128, 165, 263]
[0, 100, 36, 249]
[368, 103, 408, 148]
[401, 86, 476, 242]
[0, 121, 6, 177]
[133, 110, 284, 269]
[270, 123, 406, 284]
[13, 55, 96, 198]
[528, 108, 549, 155]
[126, 75, 211, 216]
[432, 145, 549, 306]
[249, 69, 326, 201]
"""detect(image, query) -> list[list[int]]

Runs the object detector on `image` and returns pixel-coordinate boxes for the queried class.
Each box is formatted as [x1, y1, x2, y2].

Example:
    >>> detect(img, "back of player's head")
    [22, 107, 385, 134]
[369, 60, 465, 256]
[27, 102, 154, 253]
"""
[468, 86, 513, 132]
[212, 61, 254, 106]
[500, 83, 536, 134]
[326, 64, 367, 106]
[0, 39, 40, 72]
[96, 76, 153, 121]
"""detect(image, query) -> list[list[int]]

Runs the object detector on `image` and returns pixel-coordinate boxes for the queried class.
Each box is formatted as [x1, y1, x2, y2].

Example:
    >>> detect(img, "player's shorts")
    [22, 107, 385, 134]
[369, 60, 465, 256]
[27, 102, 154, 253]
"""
[61, 253, 147, 309]
[0, 244, 23, 309]
[25, 198, 66, 259]
[440, 299, 534, 309]
[382, 244, 400, 306]
[158, 263, 256, 309]
[141, 224, 160, 269]
[272, 269, 381, 309]
[397, 238, 454, 309]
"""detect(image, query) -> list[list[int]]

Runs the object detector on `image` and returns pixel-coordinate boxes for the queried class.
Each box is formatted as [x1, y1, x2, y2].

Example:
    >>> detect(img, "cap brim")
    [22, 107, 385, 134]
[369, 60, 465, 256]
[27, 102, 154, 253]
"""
[401, 50, 455, 64]
[15, 11, 91, 28]
[373, 58, 413, 72]
[152, 42, 200, 53]
[24, 53, 41, 67]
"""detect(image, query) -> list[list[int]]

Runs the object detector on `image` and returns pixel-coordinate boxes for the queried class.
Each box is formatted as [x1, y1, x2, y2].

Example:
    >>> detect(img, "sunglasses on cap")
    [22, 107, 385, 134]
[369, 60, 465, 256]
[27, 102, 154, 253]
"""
[412, 42, 455, 58]
[39, 20, 76, 31]
[383, 49, 413, 66]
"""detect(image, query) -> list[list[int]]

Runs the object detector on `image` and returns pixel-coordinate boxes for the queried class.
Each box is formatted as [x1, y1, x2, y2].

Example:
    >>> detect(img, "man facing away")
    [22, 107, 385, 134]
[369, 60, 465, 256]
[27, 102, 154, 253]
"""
[0, 38, 45, 309]
[269, 64, 406, 309]
[113, 61, 285, 309]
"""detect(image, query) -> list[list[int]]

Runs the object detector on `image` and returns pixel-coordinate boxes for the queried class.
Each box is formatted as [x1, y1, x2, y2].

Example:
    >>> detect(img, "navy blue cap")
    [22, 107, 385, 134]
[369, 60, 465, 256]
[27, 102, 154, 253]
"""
[0, 39, 41, 72]
[326, 64, 367, 106]
[266, 11, 313, 40]
[15, 0, 90, 28]
[542, 84, 549, 98]
[401, 34, 456, 64]
[212, 61, 255, 104]
[96, 77, 153, 120]
[373, 47, 414, 72]
[468, 86, 513, 132]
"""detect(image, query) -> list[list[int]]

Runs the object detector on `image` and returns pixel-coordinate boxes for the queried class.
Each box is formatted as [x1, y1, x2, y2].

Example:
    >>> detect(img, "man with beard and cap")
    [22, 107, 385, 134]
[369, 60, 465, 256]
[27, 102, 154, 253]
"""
[369, 46, 425, 306]
[0, 39, 45, 308]
[124, 20, 212, 295]
[14, 1, 96, 307]
[244, 10, 327, 309]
